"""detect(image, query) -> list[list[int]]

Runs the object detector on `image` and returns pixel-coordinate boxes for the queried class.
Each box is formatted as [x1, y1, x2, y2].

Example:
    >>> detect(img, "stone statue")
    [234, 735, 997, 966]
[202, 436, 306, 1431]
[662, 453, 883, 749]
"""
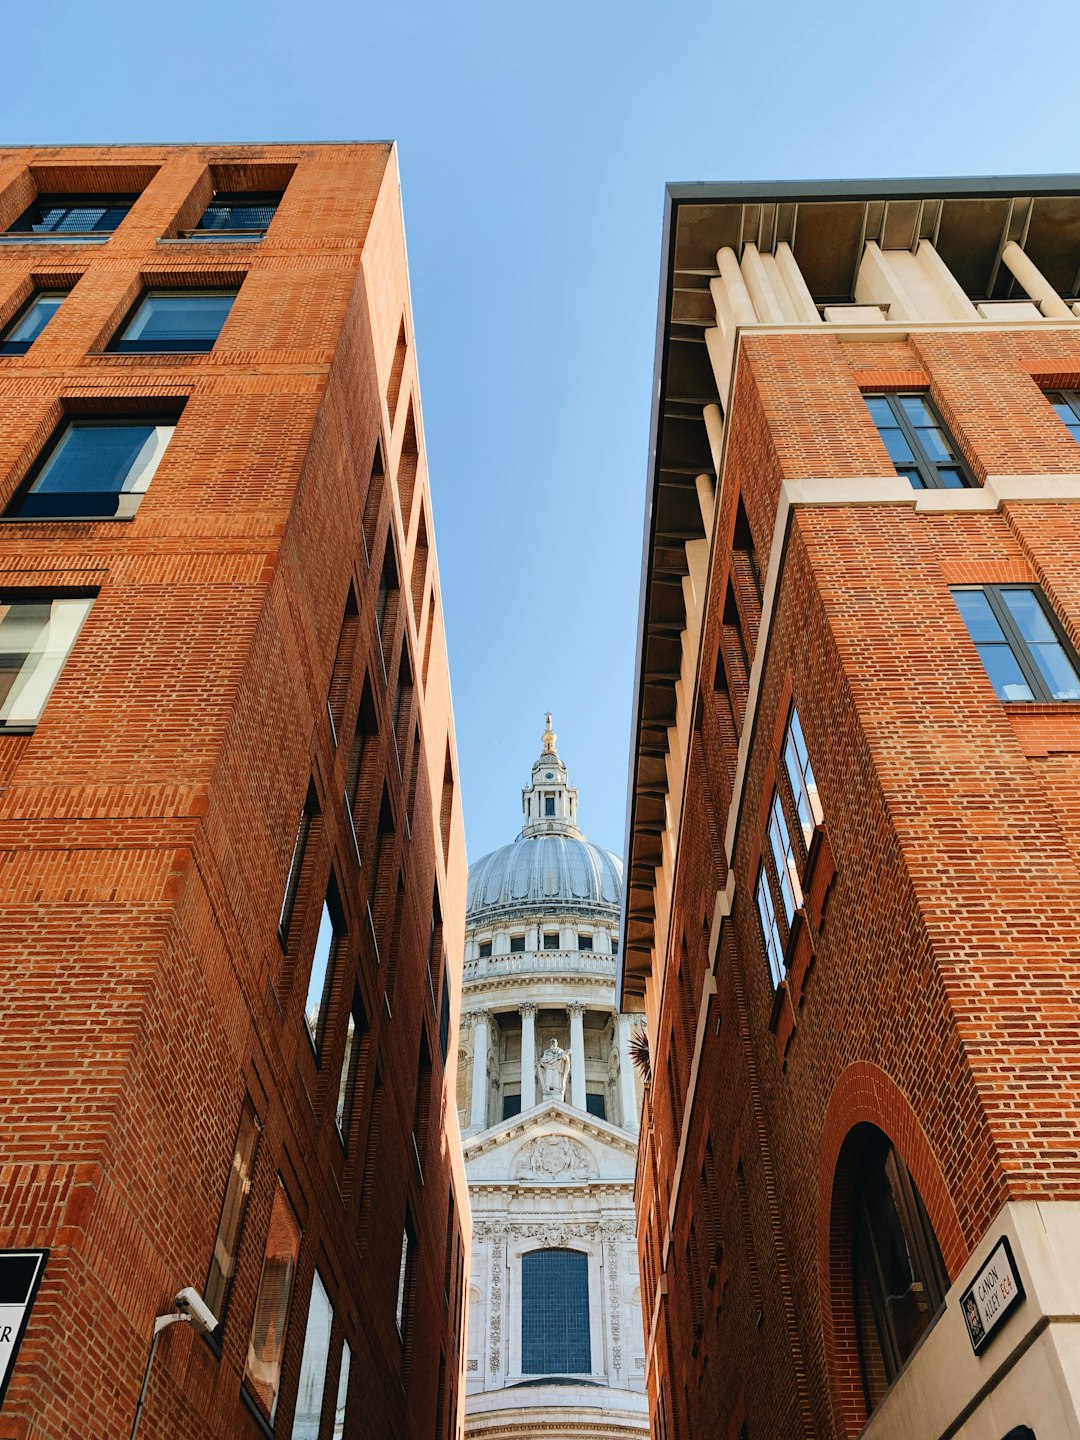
[537, 1037, 571, 1101]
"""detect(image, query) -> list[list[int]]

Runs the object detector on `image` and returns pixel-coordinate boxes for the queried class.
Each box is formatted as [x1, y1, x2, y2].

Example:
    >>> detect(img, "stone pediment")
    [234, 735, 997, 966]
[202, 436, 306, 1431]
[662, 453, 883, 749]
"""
[463, 1101, 638, 1187]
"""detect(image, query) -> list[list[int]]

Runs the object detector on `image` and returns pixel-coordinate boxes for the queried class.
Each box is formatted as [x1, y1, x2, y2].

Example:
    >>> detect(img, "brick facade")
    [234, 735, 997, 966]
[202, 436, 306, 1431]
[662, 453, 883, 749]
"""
[0, 144, 469, 1440]
[625, 183, 1080, 1439]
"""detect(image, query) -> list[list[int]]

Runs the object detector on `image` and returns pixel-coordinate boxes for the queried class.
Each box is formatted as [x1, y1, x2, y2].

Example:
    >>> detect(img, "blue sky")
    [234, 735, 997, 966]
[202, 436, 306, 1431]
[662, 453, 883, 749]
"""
[4, 0, 1078, 863]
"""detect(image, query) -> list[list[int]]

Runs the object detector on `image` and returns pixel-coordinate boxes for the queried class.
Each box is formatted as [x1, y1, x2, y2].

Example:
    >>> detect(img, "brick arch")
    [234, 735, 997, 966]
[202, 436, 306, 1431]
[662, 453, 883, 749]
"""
[816, 1062, 966, 1437]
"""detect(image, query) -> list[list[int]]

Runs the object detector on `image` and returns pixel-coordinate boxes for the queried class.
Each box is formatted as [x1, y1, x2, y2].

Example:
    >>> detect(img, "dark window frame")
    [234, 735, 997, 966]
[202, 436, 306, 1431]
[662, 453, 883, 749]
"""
[202, 1096, 261, 1346]
[185, 191, 283, 240]
[0, 288, 69, 355]
[5, 194, 137, 239]
[953, 583, 1080, 703]
[0, 589, 96, 733]
[865, 391, 975, 490]
[1045, 388, 1080, 446]
[107, 286, 239, 354]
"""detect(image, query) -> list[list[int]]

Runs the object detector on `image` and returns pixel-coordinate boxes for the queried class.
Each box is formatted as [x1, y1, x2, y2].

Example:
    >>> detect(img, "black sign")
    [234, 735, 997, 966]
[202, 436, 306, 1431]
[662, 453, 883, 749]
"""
[0, 1249, 48, 1409]
[960, 1235, 1024, 1356]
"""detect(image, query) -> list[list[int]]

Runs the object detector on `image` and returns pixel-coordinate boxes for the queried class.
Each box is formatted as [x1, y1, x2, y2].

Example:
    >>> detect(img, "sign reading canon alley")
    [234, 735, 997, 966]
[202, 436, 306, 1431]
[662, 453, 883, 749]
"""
[0, 1249, 48, 1408]
[961, 1235, 1024, 1356]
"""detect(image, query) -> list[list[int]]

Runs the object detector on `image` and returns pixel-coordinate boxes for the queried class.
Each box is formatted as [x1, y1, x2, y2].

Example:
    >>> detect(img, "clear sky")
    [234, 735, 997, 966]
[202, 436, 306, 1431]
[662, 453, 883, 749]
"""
[4, 0, 1077, 863]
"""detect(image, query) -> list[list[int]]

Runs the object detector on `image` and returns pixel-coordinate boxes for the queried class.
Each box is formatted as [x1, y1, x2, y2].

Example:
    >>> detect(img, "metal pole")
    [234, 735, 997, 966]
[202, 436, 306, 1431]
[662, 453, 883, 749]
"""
[130, 1314, 186, 1440]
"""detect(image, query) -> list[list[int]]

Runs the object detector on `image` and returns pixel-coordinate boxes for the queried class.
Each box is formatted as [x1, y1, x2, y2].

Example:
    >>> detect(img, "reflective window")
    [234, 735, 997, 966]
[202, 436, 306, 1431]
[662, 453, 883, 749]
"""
[864, 392, 971, 489]
[395, 1221, 413, 1336]
[6, 418, 174, 521]
[767, 794, 801, 925]
[333, 1340, 351, 1438]
[279, 791, 315, 940]
[306, 891, 343, 1054]
[0, 291, 67, 354]
[111, 289, 237, 353]
[244, 1179, 301, 1423]
[755, 865, 785, 989]
[521, 1249, 590, 1374]
[782, 705, 823, 848]
[0, 595, 94, 729]
[7, 195, 134, 236]
[193, 192, 281, 237]
[853, 1132, 948, 1411]
[291, 1270, 333, 1440]
[1045, 389, 1080, 446]
[953, 585, 1080, 702]
[204, 1098, 261, 1332]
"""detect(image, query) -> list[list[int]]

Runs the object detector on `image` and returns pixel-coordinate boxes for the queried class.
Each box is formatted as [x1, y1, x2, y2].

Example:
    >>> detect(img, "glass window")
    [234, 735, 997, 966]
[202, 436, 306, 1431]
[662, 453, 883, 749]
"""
[502, 1092, 521, 1120]
[521, 1249, 590, 1374]
[291, 1270, 333, 1440]
[1045, 389, 1080, 446]
[510, 934, 525, 953]
[0, 291, 67, 355]
[864, 392, 971, 489]
[953, 585, 1080, 703]
[244, 1179, 302, 1424]
[305, 893, 343, 1054]
[6, 195, 134, 237]
[611, 938, 618, 958]
[578, 933, 593, 951]
[544, 795, 556, 816]
[333, 1340, 351, 1439]
[335, 1010, 356, 1138]
[111, 290, 237, 353]
[204, 1099, 261, 1332]
[853, 1133, 948, 1411]
[478, 940, 492, 959]
[767, 793, 801, 925]
[585, 1092, 606, 1121]
[192, 192, 282, 237]
[543, 932, 560, 950]
[783, 705, 823, 848]
[0, 595, 94, 729]
[279, 793, 315, 940]
[7, 418, 174, 521]
[755, 865, 785, 989]
[395, 1222, 412, 1336]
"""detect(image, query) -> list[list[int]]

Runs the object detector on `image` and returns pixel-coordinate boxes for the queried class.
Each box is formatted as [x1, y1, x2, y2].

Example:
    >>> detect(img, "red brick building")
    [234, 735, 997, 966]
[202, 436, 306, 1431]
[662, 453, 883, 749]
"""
[0, 144, 469, 1440]
[620, 179, 1080, 1439]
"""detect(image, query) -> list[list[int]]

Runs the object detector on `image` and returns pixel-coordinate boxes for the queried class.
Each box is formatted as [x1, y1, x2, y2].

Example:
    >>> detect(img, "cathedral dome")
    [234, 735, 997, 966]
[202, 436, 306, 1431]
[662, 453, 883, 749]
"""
[467, 832, 623, 922]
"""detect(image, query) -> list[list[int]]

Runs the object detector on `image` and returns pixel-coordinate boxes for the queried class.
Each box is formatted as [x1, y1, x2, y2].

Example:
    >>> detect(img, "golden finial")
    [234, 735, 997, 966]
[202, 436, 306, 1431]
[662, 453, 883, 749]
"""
[542, 712, 557, 754]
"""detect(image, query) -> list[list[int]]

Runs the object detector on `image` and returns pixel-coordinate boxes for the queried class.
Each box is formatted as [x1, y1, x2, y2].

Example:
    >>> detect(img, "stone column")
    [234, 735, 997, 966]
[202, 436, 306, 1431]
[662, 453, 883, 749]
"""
[568, 1001, 586, 1110]
[520, 1002, 537, 1111]
[617, 1013, 640, 1132]
[470, 1010, 491, 1130]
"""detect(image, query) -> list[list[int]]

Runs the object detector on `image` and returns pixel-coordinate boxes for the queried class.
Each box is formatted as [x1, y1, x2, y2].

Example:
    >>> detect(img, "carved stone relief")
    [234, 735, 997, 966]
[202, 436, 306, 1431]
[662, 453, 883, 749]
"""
[514, 1134, 596, 1182]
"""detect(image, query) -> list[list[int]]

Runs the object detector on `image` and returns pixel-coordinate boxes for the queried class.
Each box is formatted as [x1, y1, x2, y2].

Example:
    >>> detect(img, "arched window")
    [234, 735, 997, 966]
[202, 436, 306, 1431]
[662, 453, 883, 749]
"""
[852, 1131, 948, 1410]
[521, 1248, 590, 1374]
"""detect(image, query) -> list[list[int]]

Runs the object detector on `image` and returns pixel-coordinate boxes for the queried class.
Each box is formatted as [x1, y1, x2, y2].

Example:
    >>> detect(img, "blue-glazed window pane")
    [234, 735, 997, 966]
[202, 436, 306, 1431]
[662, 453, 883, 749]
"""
[1001, 589, 1080, 698]
[755, 868, 785, 989]
[953, 590, 1005, 644]
[1000, 588, 1057, 644]
[195, 193, 281, 234]
[521, 1249, 590, 1374]
[879, 426, 915, 464]
[976, 644, 1034, 701]
[864, 396, 895, 426]
[113, 291, 236, 353]
[783, 706, 822, 847]
[0, 292, 66, 354]
[767, 795, 799, 925]
[10, 420, 174, 520]
[8, 197, 133, 234]
[305, 901, 339, 1051]
[1048, 396, 1080, 445]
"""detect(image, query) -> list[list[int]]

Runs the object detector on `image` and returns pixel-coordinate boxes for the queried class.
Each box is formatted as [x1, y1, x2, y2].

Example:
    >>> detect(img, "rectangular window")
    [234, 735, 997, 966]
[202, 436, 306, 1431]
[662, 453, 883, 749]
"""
[204, 1098, 261, 1333]
[502, 1092, 522, 1120]
[611, 937, 618, 958]
[0, 290, 67, 354]
[0, 594, 93, 730]
[585, 1091, 607, 1121]
[767, 793, 801, 925]
[279, 791, 315, 942]
[244, 1179, 301, 1424]
[333, 1339, 351, 1438]
[864, 393, 972, 489]
[335, 991, 368, 1141]
[543, 932, 560, 950]
[395, 1220, 413, 1337]
[1045, 390, 1080, 446]
[191, 192, 282, 238]
[478, 940, 492, 959]
[782, 705, 823, 848]
[306, 883, 344, 1055]
[439, 968, 451, 1066]
[110, 289, 237, 353]
[756, 866, 786, 988]
[6, 416, 175, 521]
[577, 933, 593, 952]
[291, 1270, 333, 1440]
[510, 934, 525, 953]
[6, 194, 134, 237]
[953, 585, 1080, 702]
[544, 795, 556, 816]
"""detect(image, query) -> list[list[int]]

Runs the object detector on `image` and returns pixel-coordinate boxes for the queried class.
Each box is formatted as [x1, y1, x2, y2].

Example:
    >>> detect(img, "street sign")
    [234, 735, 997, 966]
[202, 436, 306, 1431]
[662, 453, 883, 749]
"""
[960, 1235, 1024, 1356]
[0, 1249, 48, 1409]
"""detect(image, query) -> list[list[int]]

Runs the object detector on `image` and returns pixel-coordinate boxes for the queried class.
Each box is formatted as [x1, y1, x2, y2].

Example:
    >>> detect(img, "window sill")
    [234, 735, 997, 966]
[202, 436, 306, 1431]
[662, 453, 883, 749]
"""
[158, 234, 266, 245]
[87, 350, 211, 362]
[0, 514, 136, 525]
[1002, 700, 1080, 757]
[238, 1383, 275, 1439]
[0, 234, 111, 245]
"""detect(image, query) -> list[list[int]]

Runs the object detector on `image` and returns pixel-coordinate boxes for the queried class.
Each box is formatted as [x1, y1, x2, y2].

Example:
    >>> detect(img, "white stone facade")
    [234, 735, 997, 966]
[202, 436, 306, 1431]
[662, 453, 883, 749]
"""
[459, 721, 648, 1439]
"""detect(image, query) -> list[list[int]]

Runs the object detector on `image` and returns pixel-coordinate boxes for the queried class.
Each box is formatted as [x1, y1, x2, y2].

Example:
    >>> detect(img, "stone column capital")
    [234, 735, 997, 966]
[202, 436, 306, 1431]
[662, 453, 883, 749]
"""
[566, 1000, 587, 1018]
[519, 1000, 538, 1017]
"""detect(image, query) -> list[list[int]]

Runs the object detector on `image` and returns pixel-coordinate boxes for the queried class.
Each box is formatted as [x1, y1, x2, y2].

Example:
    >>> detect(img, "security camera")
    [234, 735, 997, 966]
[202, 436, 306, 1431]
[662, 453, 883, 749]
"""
[172, 1287, 218, 1336]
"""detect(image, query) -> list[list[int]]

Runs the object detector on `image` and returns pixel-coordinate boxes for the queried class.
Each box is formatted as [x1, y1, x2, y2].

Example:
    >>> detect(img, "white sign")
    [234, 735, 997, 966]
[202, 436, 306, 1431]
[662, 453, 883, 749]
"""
[960, 1236, 1024, 1355]
[0, 1250, 48, 1408]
